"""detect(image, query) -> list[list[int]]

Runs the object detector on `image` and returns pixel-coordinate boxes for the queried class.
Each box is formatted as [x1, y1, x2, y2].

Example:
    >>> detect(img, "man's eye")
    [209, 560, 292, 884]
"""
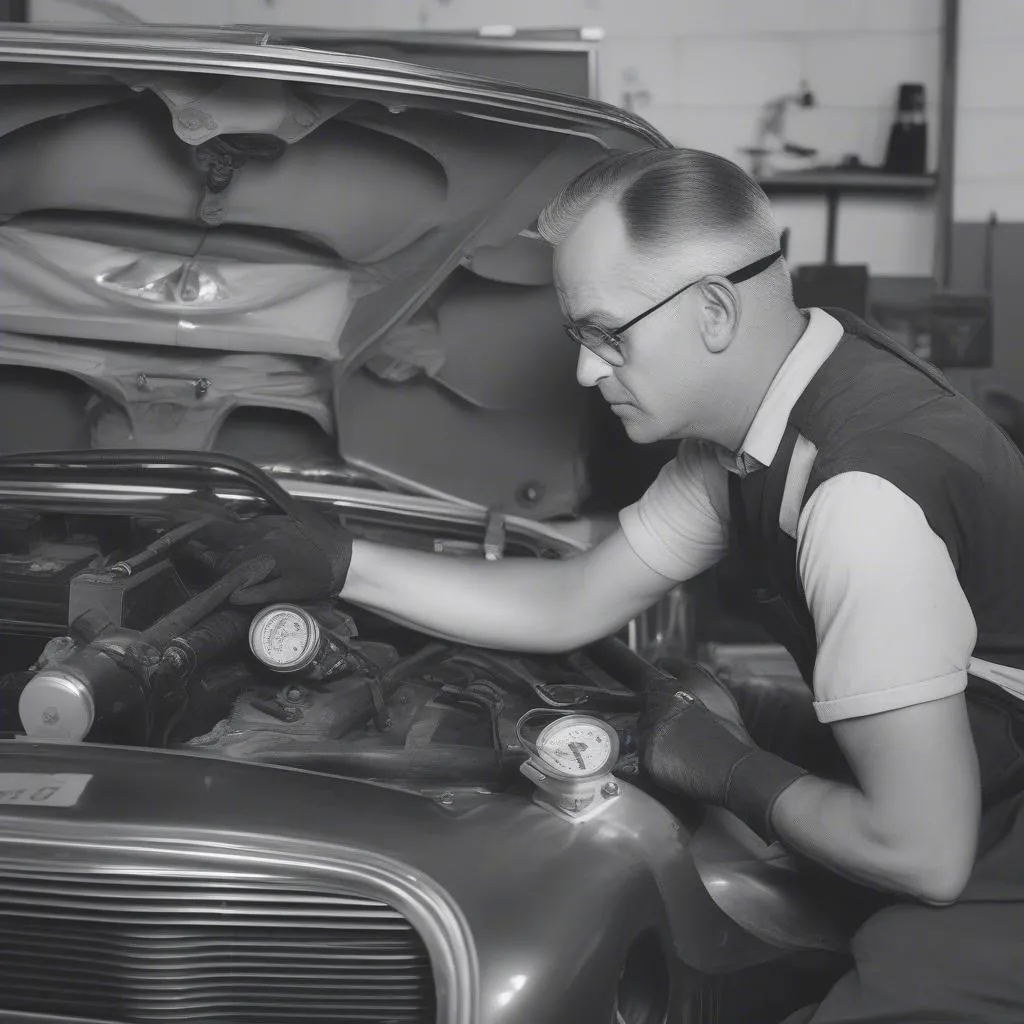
[578, 323, 615, 342]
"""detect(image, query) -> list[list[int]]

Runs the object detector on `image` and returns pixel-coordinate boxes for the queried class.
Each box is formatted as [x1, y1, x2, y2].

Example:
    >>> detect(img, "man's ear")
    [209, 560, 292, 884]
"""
[697, 278, 740, 354]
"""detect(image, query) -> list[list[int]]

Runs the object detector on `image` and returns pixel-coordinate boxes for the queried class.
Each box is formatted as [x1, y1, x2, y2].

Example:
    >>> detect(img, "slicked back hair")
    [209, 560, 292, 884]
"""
[537, 148, 780, 267]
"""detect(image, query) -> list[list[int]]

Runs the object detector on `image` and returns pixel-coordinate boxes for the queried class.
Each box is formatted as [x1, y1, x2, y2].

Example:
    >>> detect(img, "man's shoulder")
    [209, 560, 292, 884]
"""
[791, 324, 960, 451]
[796, 471, 953, 585]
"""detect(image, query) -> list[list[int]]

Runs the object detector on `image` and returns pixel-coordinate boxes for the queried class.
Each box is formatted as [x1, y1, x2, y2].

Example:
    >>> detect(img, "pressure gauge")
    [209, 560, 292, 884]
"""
[248, 604, 322, 672]
[517, 710, 623, 821]
[534, 716, 619, 780]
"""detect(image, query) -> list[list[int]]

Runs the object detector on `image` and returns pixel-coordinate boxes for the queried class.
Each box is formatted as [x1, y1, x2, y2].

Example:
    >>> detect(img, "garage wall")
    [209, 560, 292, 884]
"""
[955, 0, 1024, 222]
[948, 0, 1024, 401]
[30, 0, 945, 276]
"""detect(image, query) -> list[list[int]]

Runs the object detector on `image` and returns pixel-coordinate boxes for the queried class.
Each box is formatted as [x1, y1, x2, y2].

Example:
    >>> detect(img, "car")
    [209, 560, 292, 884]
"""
[0, 24, 857, 1024]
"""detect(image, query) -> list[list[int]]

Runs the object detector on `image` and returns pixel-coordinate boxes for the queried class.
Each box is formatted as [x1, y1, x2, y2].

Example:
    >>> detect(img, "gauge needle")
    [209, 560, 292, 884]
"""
[567, 741, 587, 769]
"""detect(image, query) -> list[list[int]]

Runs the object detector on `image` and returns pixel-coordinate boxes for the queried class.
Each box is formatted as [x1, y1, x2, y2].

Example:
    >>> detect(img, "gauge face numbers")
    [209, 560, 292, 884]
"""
[248, 605, 321, 671]
[535, 717, 618, 780]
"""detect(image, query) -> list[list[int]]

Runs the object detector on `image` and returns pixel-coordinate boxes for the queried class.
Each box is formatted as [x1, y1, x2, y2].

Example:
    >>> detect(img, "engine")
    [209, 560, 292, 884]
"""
[0, 504, 642, 789]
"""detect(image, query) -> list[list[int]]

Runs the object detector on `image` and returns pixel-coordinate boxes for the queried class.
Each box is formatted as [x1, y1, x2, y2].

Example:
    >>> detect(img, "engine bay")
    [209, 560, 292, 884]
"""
[0, 498, 644, 791]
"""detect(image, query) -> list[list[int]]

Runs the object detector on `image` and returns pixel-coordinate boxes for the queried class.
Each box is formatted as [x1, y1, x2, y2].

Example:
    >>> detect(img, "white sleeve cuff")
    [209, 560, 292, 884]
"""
[813, 669, 967, 723]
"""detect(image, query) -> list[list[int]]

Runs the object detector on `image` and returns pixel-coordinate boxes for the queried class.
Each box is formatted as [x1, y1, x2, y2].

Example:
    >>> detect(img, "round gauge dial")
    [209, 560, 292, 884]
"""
[248, 605, 321, 672]
[535, 716, 619, 779]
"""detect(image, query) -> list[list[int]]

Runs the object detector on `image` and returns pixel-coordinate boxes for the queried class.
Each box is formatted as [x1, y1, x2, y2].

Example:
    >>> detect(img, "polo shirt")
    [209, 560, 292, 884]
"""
[618, 308, 1021, 724]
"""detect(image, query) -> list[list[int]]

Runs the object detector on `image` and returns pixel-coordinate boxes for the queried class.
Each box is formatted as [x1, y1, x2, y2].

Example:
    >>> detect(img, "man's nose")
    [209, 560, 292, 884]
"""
[576, 345, 612, 388]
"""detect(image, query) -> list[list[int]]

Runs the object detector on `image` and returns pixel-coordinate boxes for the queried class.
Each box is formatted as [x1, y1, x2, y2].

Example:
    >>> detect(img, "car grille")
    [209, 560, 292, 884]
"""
[0, 866, 436, 1023]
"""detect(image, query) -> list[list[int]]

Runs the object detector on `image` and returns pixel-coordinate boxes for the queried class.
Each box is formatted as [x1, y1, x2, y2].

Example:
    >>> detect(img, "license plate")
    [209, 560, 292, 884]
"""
[0, 773, 92, 807]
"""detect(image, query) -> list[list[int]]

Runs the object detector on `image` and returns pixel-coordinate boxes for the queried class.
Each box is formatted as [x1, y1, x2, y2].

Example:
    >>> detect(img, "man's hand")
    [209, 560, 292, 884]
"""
[158, 496, 353, 605]
[217, 515, 354, 605]
[638, 684, 807, 842]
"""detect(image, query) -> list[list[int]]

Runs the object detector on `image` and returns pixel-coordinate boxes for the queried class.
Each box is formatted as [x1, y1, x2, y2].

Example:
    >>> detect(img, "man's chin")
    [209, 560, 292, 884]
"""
[619, 413, 663, 444]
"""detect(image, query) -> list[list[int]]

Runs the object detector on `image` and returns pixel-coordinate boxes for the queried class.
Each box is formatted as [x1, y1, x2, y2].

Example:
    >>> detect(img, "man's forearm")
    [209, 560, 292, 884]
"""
[771, 774, 974, 904]
[340, 539, 590, 652]
[769, 698, 981, 905]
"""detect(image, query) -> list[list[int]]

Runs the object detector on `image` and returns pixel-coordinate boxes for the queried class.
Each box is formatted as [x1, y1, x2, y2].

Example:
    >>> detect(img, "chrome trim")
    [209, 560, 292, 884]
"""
[0, 29, 668, 147]
[256, 28, 602, 56]
[0, 817, 479, 1024]
[335, 457, 484, 510]
[0, 477, 589, 553]
[249, 27, 605, 102]
[461, 108, 610, 148]
[273, 480, 589, 553]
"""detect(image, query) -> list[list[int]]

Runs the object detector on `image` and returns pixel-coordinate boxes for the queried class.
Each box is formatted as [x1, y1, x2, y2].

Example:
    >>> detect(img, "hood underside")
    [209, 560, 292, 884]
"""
[0, 32, 665, 518]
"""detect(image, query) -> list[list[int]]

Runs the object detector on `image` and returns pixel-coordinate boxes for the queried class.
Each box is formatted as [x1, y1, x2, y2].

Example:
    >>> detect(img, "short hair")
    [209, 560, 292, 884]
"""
[537, 148, 779, 262]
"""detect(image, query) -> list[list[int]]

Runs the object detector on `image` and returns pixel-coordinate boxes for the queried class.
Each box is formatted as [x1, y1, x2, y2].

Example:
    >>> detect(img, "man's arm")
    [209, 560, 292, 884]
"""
[341, 529, 679, 652]
[203, 441, 723, 651]
[342, 439, 729, 652]
[776, 472, 982, 902]
[638, 471, 982, 904]
[771, 695, 980, 904]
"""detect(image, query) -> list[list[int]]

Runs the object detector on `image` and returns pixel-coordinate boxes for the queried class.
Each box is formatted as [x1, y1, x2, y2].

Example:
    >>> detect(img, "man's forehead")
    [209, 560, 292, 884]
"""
[553, 200, 636, 316]
[555, 200, 628, 274]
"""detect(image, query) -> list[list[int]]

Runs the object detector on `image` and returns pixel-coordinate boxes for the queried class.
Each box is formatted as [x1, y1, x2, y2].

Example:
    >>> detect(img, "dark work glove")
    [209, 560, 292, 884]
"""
[220, 516, 354, 606]
[637, 685, 808, 843]
[157, 495, 353, 606]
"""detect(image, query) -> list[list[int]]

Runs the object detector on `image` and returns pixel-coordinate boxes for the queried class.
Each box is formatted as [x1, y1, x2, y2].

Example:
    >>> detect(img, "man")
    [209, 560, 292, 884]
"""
[205, 149, 1024, 1023]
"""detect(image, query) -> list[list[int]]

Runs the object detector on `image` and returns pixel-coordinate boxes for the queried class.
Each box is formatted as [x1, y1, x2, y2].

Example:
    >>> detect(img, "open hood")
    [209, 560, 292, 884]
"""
[0, 26, 666, 518]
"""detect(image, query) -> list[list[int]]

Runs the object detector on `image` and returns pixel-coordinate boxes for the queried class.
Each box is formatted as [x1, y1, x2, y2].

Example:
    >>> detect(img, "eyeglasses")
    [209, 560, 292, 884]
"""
[562, 248, 783, 367]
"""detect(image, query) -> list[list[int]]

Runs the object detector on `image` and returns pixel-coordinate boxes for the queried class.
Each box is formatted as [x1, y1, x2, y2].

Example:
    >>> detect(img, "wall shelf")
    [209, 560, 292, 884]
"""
[758, 171, 939, 265]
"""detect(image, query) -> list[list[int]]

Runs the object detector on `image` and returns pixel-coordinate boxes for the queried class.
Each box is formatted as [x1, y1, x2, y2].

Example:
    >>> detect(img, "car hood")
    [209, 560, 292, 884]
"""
[0, 26, 666, 518]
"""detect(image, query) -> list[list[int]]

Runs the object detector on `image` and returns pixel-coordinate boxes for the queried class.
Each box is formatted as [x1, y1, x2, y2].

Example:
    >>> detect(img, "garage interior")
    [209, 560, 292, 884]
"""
[0, 4, 1020, 1023]
[10, 0, 1005, 684]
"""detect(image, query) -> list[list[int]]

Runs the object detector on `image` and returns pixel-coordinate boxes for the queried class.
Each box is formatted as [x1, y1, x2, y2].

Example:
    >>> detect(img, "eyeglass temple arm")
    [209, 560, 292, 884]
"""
[727, 248, 784, 284]
[612, 247, 784, 337]
[614, 280, 698, 335]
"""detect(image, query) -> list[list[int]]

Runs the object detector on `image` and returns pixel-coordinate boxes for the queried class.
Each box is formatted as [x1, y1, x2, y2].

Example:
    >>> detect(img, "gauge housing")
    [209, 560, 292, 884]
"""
[248, 604, 323, 672]
[517, 711, 624, 822]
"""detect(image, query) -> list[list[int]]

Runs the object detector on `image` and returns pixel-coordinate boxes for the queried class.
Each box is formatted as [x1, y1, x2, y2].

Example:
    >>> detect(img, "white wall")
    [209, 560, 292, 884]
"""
[30, 0, 947, 275]
[955, 0, 1024, 222]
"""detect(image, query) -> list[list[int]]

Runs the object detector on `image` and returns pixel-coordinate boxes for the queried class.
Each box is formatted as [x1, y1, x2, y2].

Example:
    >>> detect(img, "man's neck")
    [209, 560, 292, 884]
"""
[723, 305, 811, 453]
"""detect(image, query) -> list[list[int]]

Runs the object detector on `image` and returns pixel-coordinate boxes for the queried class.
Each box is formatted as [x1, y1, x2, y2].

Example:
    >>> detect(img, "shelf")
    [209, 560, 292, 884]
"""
[757, 170, 938, 196]
[757, 171, 939, 264]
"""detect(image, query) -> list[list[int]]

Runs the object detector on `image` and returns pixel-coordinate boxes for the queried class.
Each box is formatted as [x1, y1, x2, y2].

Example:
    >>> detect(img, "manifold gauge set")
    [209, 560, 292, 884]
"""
[516, 708, 622, 821]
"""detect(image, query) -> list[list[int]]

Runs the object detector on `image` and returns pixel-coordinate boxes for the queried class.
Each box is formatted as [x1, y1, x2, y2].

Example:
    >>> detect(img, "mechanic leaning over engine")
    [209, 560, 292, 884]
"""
[198, 148, 1024, 1024]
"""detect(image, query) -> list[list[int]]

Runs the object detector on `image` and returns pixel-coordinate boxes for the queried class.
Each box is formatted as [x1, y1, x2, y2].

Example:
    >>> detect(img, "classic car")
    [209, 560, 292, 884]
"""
[0, 24, 857, 1024]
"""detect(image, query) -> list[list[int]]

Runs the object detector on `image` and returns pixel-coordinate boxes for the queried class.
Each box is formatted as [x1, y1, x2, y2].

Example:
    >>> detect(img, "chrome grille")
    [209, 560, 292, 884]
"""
[0, 868, 435, 1022]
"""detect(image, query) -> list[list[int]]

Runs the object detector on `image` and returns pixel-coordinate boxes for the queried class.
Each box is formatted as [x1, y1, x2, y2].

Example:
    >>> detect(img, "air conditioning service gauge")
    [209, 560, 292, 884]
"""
[534, 715, 619, 780]
[517, 710, 622, 821]
[248, 604, 322, 672]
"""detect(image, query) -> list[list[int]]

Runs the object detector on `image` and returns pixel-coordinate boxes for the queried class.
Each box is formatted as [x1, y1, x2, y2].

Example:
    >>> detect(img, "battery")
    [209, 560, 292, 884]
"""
[0, 543, 100, 629]
[0, 508, 42, 554]
[68, 559, 189, 631]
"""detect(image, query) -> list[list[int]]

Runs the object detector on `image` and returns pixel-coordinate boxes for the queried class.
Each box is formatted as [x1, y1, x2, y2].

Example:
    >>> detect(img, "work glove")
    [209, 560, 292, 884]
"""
[218, 515, 354, 606]
[637, 681, 808, 843]
[157, 495, 354, 606]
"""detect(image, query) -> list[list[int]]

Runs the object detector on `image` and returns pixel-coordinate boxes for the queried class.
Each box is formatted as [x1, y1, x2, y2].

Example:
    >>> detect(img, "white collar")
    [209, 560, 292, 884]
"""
[737, 307, 845, 468]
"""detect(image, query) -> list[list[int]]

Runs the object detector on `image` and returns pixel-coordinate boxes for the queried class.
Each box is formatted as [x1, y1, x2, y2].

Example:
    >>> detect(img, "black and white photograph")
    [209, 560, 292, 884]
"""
[0, 2, 1018, 1022]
